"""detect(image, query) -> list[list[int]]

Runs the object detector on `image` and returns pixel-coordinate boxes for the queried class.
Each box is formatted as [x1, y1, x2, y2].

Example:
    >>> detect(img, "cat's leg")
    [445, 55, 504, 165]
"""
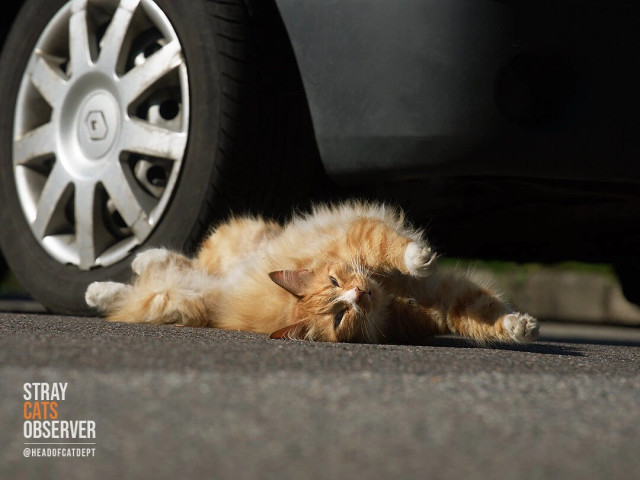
[107, 284, 212, 326]
[404, 272, 539, 343]
[502, 312, 539, 342]
[403, 241, 437, 276]
[131, 248, 193, 275]
[104, 266, 217, 327]
[344, 218, 437, 276]
[85, 281, 133, 313]
[86, 252, 215, 327]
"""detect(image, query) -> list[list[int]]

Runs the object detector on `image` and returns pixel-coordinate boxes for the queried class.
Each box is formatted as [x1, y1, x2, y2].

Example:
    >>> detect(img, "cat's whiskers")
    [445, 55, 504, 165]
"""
[363, 313, 373, 343]
[359, 310, 370, 343]
[369, 310, 386, 341]
[364, 306, 382, 338]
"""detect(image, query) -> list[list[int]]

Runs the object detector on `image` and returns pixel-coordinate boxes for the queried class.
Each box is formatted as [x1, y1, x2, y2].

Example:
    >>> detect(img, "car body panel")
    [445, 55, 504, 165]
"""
[274, 0, 640, 184]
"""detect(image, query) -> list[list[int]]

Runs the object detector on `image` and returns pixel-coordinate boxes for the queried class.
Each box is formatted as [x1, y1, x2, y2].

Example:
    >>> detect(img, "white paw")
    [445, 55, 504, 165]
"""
[404, 242, 437, 276]
[85, 281, 131, 311]
[131, 248, 171, 275]
[503, 313, 539, 342]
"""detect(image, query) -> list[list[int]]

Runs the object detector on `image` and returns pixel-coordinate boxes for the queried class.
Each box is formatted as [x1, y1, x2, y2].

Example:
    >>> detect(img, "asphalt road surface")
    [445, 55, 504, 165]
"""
[1, 313, 639, 480]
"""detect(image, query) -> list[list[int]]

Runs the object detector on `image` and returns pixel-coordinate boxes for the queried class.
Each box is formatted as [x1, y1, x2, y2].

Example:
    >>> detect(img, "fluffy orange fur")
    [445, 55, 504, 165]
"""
[85, 202, 539, 344]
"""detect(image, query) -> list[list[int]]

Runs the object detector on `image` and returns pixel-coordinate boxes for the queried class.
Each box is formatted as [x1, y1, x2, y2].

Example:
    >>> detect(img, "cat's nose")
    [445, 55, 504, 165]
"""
[353, 287, 373, 310]
[353, 287, 371, 303]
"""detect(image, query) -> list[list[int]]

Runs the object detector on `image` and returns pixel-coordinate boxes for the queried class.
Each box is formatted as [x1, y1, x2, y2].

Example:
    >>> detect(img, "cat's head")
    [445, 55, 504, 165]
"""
[267, 263, 388, 343]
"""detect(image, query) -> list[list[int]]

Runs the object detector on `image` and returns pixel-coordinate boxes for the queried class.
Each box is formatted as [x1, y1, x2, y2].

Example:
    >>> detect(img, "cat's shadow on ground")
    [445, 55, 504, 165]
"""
[420, 336, 585, 356]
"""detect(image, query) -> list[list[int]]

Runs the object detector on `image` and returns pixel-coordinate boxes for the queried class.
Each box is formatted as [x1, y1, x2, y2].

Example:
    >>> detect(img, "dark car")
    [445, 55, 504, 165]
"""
[1, 0, 640, 313]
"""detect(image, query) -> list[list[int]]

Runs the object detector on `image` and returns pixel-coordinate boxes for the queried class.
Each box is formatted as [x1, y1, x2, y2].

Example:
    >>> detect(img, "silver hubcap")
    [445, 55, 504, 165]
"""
[13, 0, 189, 270]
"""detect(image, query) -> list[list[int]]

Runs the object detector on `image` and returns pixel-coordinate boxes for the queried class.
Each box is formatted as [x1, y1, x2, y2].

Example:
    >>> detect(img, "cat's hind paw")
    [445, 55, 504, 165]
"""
[404, 242, 437, 276]
[503, 312, 539, 342]
[131, 248, 172, 275]
[85, 281, 132, 312]
[131, 248, 192, 275]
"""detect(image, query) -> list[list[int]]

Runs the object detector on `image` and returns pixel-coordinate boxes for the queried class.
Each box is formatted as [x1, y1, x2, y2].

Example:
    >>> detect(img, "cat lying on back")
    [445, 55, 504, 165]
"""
[86, 202, 539, 344]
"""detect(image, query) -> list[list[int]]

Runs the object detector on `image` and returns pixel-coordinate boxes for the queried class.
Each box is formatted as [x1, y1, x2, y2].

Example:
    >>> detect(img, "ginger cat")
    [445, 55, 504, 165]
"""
[85, 202, 539, 344]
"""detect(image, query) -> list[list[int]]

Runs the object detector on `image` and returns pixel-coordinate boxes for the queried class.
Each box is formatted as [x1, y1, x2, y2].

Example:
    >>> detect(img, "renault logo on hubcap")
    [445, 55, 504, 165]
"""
[86, 110, 108, 141]
[76, 91, 120, 159]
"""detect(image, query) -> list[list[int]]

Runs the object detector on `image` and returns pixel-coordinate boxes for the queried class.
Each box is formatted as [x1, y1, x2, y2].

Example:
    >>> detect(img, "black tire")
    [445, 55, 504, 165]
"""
[0, 0, 325, 314]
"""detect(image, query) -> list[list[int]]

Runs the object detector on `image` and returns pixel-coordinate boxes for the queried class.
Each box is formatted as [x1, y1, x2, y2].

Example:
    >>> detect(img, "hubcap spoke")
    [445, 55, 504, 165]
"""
[121, 117, 187, 161]
[102, 162, 154, 241]
[30, 56, 67, 109]
[120, 40, 183, 106]
[74, 181, 98, 269]
[98, 0, 141, 71]
[69, 1, 93, 76]
[14, 123, 56, 167]
[32, 163, 72, 239]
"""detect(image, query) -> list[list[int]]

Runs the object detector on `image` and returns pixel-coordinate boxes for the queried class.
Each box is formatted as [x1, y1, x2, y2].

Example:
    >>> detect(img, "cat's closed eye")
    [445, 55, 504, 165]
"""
[334, 308, 347, 329]
[330, 276, 340, 287]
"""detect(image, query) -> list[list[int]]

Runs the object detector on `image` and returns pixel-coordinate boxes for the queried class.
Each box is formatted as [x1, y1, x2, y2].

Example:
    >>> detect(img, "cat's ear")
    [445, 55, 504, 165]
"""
[268, 269, 314, 298]
[269, 320, 314, 340]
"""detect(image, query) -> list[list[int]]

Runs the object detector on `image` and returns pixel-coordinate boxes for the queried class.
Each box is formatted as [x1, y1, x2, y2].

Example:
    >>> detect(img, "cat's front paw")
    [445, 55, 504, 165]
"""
[131, 248, 171, 275]
[404, 242, 437, 276]
[503, 313, 539, 342]
[85, 281, 131, 312]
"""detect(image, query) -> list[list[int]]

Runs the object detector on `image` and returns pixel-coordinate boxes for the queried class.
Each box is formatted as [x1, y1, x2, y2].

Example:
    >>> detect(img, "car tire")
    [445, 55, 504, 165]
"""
[0, 0, 324, 314]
